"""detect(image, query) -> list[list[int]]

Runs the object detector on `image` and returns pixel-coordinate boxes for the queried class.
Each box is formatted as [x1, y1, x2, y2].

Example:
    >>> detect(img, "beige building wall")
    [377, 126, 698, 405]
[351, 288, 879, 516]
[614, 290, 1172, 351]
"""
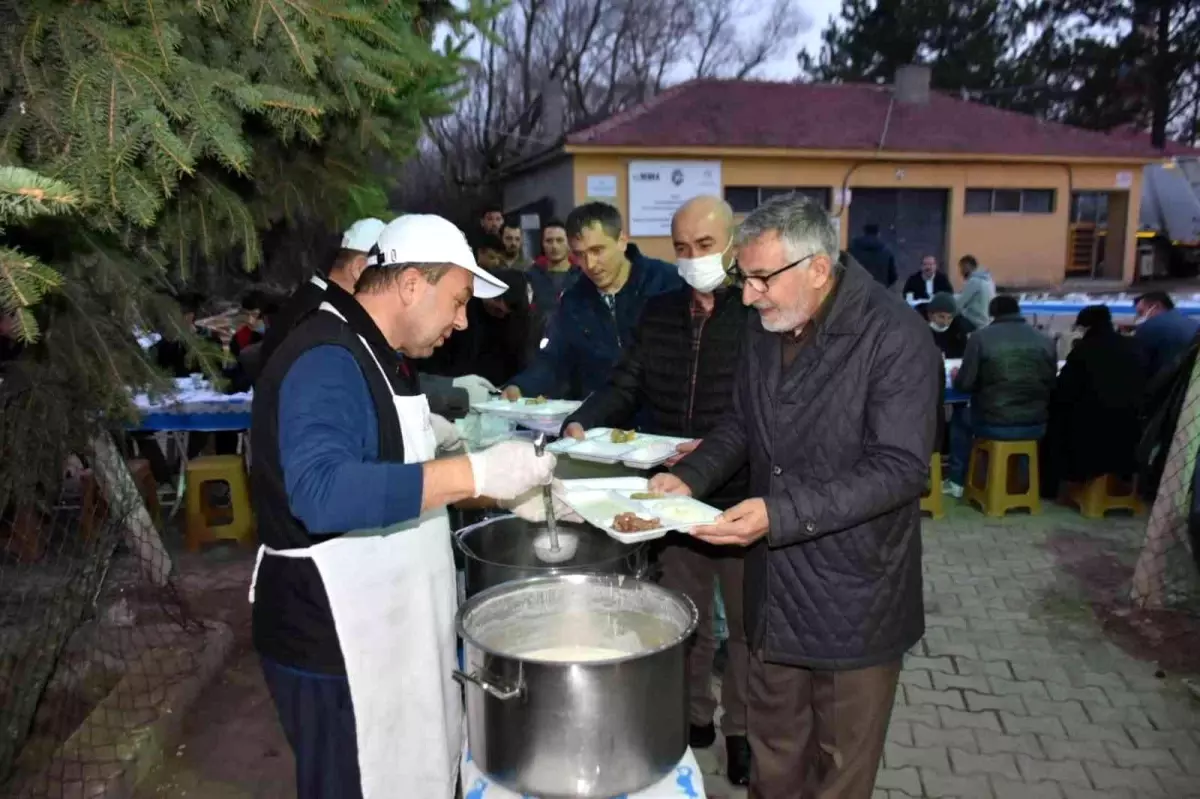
[568, 151, 1147, 288]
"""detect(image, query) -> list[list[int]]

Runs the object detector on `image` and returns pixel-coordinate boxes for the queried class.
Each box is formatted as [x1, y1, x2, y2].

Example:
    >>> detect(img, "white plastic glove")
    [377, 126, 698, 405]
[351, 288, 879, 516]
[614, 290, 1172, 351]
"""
[452, 374, 498, 405]
[467, 440, 556, 500]
[501, 480, 584, 523]
[430, 413, 464, 453]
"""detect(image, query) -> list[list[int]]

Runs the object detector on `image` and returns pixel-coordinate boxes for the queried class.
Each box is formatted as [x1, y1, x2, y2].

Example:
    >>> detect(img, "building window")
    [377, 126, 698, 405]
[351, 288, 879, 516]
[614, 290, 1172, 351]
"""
[965, 188, 1056, 215]
[725, 186, 831, 214]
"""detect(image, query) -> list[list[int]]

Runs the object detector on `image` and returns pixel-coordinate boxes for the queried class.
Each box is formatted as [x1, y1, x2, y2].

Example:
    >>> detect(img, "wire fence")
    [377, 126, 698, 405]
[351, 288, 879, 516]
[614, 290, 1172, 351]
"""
[0, 432, 238, 799]
[1133, 347, 1200, 615]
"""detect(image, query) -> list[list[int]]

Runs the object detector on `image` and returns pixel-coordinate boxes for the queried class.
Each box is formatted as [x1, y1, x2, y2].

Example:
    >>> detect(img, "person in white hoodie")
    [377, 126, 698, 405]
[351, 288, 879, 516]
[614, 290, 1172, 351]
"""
[956, 254, 995, 330]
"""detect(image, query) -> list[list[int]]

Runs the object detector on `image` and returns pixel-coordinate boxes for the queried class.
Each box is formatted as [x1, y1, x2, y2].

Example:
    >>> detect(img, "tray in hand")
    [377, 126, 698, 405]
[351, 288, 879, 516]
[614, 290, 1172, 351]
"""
[557, 478, 722, 543]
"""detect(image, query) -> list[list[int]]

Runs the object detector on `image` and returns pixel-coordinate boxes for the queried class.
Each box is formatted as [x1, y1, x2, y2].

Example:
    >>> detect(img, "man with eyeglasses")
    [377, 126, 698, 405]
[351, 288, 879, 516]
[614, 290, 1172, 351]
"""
[650, 194, 940, 799]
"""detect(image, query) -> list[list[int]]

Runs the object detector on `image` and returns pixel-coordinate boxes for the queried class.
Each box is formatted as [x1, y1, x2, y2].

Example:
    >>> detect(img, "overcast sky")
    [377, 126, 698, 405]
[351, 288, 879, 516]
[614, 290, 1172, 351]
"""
[444, 0, 844, 83]
[754, 0, 842, 80]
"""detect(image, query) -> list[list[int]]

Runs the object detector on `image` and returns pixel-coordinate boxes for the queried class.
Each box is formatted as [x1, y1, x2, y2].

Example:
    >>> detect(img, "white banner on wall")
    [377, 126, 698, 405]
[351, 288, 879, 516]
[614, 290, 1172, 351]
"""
[586, 174, 618, 198]
[627, 161, 722, 237]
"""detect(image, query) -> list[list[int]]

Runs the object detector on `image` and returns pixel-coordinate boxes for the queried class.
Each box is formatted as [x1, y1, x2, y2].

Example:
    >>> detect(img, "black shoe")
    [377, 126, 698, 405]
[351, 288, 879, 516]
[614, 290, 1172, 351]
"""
[725, 734, 751, 786]
[689, 722, 716, 749]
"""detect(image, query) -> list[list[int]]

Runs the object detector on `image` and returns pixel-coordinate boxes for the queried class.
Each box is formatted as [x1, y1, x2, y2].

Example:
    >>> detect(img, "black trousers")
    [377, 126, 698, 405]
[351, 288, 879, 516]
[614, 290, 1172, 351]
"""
[260, 656, 362, 799]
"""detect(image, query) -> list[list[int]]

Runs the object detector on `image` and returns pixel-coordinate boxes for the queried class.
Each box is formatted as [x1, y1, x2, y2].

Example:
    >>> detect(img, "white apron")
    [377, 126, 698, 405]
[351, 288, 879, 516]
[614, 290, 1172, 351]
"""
[249, 302, 462, 798]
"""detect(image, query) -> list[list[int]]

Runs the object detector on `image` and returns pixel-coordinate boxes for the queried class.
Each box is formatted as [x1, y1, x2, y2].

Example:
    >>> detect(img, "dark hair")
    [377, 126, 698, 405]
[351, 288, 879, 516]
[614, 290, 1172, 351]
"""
[330, 248, 367, 277]
[259, 294, 282, 319]
[355, 263, 454, 295]
[474, 232, 505, 254]
[175, 291, 204, 315]
[959, 254, 979, 270]
[479, 204, 503, 218]
[864, 223, 880, 236]
[1135, 291, 1174, 311]
[501, 215, 522, 233]
[565, 202, 623, 240]
[1075, 304, 1113, 331]
[240, 289, 263, 312]
[541, 218, 567, 235]
[988, 294, 1020, 317]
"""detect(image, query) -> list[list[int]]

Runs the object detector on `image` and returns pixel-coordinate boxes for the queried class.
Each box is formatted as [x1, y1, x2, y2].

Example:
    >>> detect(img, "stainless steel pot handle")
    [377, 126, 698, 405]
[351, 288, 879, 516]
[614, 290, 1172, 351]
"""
[452, 669, 523, 701]
[453, 513, 519, 559]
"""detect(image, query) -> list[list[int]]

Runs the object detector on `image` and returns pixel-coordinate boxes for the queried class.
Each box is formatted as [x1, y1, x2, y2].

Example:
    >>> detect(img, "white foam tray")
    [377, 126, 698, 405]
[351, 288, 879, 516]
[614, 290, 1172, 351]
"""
[470, 398, 581, 422]
[548, 428, 692, 470]
[558, 477, 722, 544]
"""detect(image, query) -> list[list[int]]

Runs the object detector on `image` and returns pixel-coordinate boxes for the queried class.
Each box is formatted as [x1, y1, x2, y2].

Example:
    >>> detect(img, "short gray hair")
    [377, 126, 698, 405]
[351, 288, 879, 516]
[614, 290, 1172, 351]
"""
[735, 193, 839, 264]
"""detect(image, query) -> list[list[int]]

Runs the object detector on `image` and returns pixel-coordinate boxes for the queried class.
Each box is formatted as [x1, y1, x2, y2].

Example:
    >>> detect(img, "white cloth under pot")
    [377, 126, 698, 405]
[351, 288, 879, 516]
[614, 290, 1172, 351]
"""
[249, 302, 462, 798]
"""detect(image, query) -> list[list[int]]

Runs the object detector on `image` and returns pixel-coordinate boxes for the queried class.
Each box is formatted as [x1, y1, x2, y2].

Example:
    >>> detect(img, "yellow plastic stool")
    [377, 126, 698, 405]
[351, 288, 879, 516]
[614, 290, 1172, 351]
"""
[921, 454, 945, 519]
[185, 454, 255, 552]
[964, 438, 1041, 517]
[1067, 474, 1143, 519]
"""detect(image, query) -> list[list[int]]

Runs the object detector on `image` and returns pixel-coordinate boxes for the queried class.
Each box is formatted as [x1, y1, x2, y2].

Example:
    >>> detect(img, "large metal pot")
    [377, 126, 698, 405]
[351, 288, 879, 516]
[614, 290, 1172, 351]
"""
[455, 514, 647, 598]
[454, 573, 698, 798]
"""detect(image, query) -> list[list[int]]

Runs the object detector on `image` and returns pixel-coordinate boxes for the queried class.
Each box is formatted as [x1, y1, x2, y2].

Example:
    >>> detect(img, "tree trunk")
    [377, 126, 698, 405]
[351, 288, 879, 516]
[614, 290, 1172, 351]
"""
[89, 432, 172, 587]
[1150, 0, 1172, 149]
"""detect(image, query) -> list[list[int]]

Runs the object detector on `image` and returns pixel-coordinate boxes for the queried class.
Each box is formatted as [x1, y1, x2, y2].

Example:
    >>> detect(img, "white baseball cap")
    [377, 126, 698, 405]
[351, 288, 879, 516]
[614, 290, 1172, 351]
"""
[341, 218, 386, 253]
[369, 214, 508, 300]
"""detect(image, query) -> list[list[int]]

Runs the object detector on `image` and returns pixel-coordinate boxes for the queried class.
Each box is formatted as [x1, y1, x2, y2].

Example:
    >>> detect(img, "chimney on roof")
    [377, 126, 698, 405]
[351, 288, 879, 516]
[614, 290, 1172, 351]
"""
[894, 65, 931, 105]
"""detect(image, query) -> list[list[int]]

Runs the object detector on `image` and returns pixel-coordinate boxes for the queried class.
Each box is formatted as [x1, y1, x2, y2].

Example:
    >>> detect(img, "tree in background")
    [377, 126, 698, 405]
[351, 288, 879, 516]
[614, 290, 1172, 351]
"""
[799, 0, 1200, 146]
[411, 0, 808, 208]
[0, 0, 485, 516]
[798, 0, 1032, 101]
[0, 167, 71, 343]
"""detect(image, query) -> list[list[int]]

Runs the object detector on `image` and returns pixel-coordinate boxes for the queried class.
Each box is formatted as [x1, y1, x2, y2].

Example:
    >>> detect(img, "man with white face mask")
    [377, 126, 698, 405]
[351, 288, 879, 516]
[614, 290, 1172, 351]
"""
[559, 195, 753, 785]
[649, 194, 939, 799]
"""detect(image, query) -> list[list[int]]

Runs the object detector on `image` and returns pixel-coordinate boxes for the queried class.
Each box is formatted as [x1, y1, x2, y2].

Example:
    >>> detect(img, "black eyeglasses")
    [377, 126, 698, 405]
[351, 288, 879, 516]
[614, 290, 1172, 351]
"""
[726, 253, 817, 293]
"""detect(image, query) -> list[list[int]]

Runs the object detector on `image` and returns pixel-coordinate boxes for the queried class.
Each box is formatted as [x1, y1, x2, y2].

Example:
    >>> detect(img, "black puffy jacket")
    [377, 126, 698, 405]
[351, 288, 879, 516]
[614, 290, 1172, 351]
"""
[672, 260, 939, 669]
[564, 287, 750, 509]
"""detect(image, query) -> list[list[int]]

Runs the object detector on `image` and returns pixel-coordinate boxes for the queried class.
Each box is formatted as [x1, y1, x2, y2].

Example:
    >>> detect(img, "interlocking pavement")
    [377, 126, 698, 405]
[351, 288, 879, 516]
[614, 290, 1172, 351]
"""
[700, 503, 1200, 799]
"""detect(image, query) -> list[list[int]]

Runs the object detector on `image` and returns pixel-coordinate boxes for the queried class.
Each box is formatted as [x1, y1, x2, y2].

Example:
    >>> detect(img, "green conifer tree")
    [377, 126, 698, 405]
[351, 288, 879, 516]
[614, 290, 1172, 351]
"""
[0, 0, 488, 497]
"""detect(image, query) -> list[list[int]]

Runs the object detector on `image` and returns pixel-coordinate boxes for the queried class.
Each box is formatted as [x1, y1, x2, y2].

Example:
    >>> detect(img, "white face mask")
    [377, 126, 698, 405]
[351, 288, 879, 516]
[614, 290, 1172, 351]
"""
[676, 245, 730, 292]
[929, 321, 950, 333]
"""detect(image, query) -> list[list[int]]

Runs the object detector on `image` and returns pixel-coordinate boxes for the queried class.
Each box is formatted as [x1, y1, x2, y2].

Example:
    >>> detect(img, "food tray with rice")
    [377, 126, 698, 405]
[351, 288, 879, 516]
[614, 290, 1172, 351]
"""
[470, 397, 582, 422]
[558, 477, 722, 544]
[548, 428, 692, 469]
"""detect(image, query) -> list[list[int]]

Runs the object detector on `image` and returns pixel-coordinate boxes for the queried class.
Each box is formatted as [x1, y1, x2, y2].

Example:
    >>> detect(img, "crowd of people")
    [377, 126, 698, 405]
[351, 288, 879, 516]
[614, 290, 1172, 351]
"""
[74, 192, 1200, 799]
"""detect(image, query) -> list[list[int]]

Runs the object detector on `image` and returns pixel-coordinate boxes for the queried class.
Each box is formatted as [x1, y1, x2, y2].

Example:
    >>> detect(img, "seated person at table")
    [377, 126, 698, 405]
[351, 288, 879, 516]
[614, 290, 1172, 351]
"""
[1133, 290, 1200, 380]
[151, 291, 222, 378]
[501, 202, 681, 401]
[945, 295, 1056, 497]
[927, 292, 976, 359]
[902, 254, 953, 302]
[230, 290, 266, 358]
[1040, 305, 1146, 498]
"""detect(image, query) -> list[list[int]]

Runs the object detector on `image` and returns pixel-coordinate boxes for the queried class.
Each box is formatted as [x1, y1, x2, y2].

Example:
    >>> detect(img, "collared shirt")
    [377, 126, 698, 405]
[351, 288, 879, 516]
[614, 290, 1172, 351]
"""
[781, 275, 841, 368]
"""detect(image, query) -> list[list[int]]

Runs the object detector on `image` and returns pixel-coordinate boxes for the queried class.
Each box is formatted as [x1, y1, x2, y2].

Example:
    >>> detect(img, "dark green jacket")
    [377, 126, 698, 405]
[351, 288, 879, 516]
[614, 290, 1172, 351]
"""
[953, 314, 1056, 427]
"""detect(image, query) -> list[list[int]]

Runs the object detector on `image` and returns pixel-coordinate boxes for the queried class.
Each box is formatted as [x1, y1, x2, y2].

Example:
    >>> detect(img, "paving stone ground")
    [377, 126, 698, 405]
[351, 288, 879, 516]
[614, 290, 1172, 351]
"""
[136, 502, 1200, 799]
[700, 502, 1200, 799]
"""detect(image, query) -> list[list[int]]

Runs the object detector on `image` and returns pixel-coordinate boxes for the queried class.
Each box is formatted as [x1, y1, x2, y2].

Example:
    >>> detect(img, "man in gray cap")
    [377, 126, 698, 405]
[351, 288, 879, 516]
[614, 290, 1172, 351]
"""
[926, 291, 976, 359]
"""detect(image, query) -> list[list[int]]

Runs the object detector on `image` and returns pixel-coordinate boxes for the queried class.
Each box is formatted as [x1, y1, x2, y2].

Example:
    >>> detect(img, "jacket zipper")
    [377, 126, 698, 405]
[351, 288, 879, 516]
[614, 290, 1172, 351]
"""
[605, 294, 620, 348]
[684, 314, 707, 437]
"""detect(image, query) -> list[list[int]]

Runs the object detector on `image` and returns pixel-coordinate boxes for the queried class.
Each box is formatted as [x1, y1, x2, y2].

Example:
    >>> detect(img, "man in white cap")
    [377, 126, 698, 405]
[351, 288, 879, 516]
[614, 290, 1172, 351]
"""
[260, 218, 496, 419]
[249, 214, 557, 799]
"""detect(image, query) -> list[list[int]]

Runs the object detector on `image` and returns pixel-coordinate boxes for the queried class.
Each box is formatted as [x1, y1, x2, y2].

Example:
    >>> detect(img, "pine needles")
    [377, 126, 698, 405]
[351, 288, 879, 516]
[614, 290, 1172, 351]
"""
[0, 0, 491, 496]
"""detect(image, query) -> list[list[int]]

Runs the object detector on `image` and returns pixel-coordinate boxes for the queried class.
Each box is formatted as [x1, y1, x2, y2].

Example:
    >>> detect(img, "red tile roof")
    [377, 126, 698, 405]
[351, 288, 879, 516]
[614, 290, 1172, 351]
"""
[566, 79, 1165, 161]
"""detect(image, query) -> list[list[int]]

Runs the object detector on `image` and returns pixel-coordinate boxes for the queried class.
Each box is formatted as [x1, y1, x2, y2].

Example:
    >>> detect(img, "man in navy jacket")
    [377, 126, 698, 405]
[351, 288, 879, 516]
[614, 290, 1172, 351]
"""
[501, 202, 682, 401]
